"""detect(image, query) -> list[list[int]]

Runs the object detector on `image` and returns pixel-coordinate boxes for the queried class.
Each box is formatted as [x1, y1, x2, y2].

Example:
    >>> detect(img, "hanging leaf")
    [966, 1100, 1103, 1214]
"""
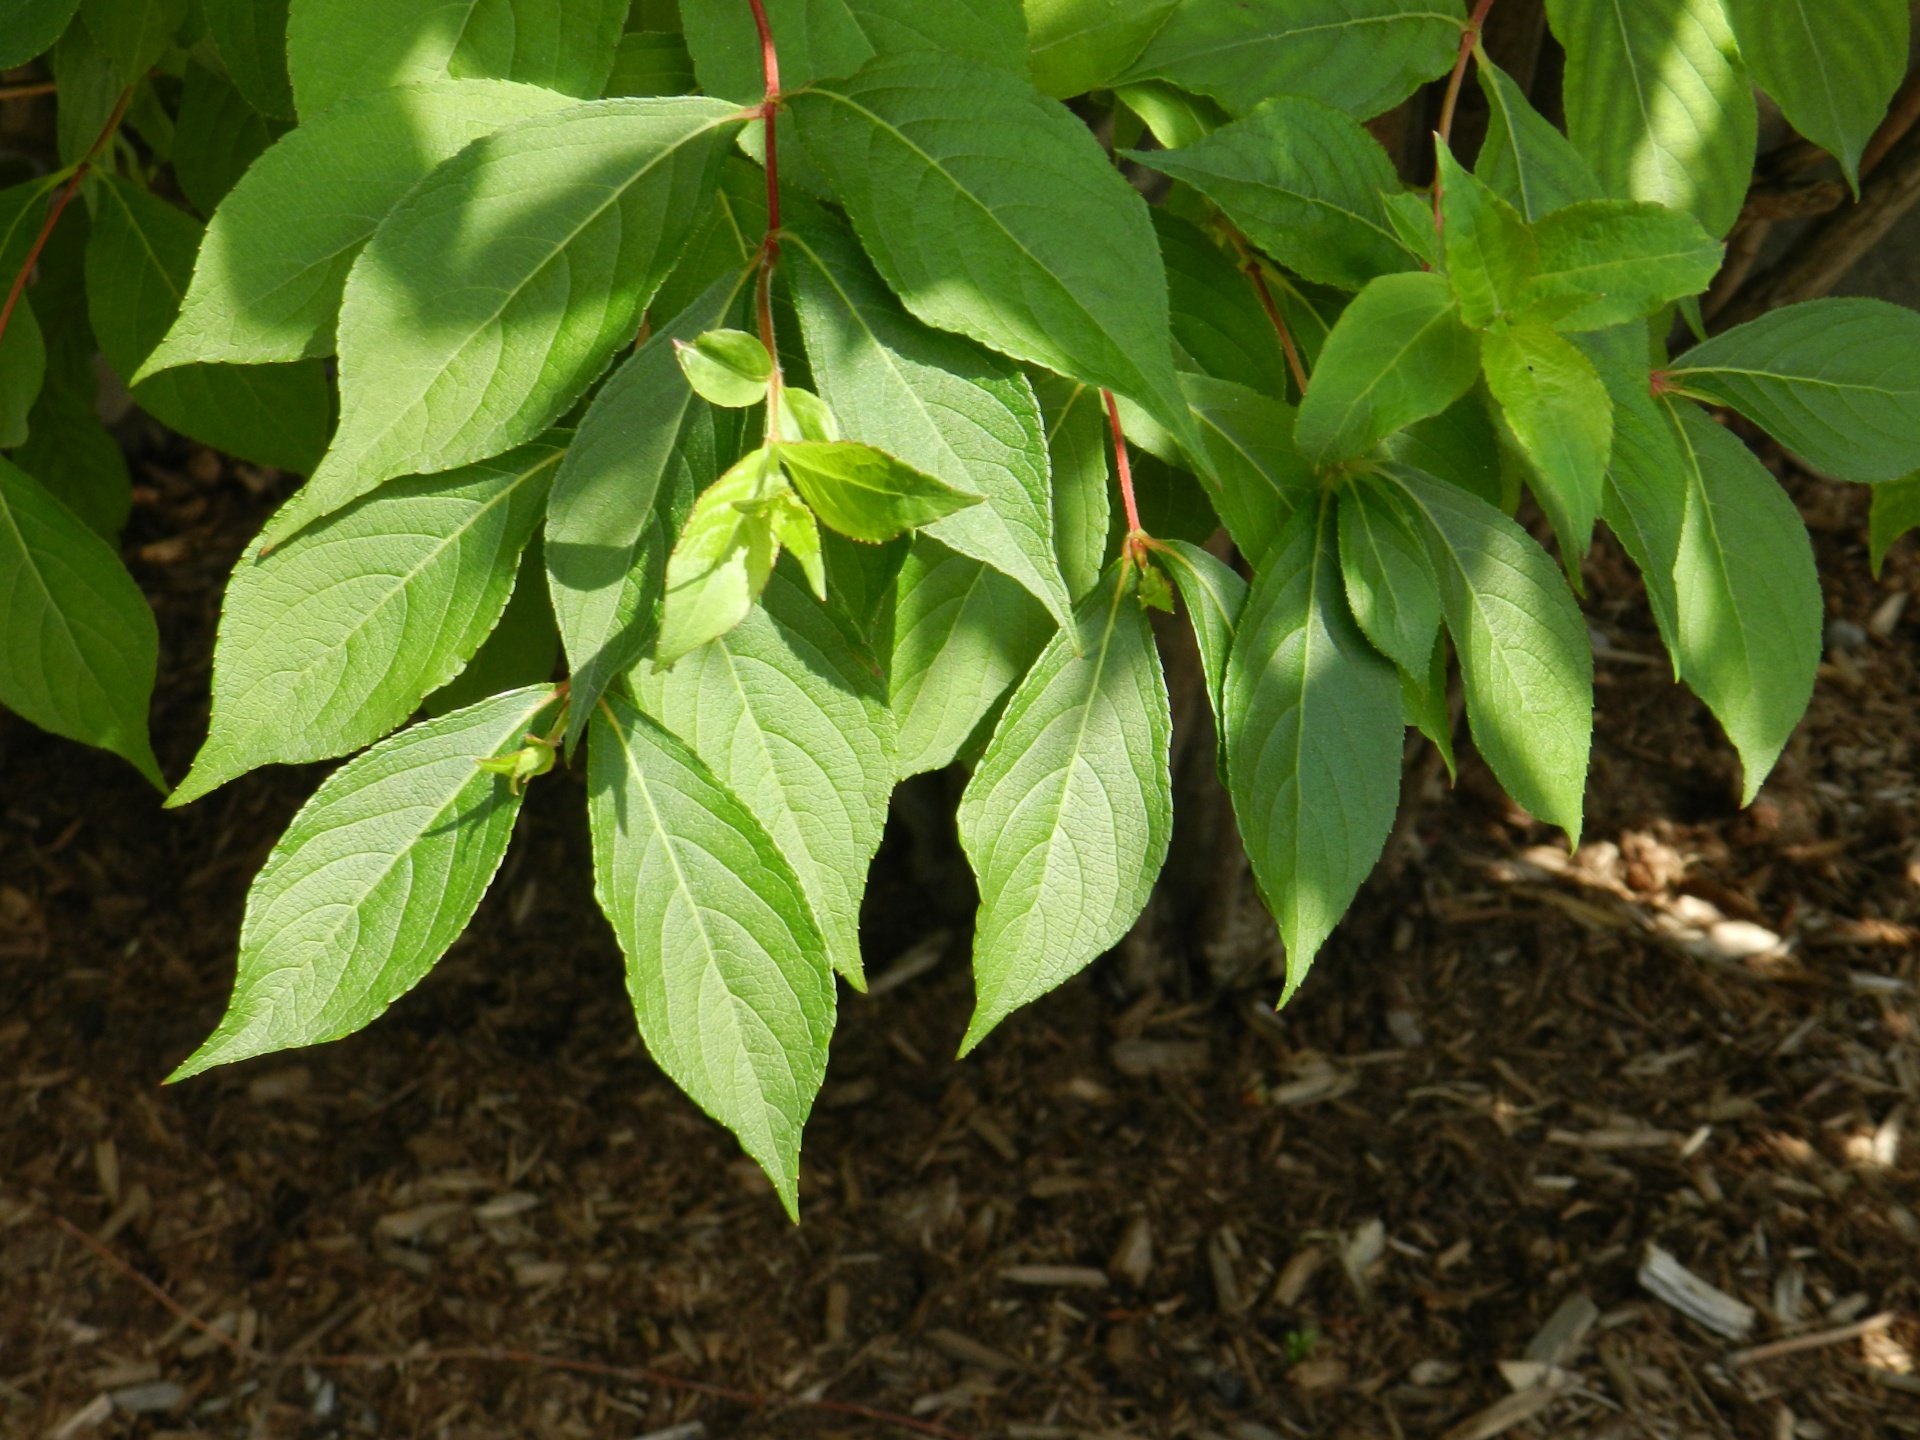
[1154, 210, 1291, 398]
[1475, 56, 1603, 222]
[1337, 475, 1442, 674]
[172, 62, 284, 217]
[204, 0, 295, 118]
[1481, 321, 1612, 556]
[170, 686, 559, 1078]
[1033, 373, 1110, 604]
[170, 443, 560, 805]
[1870, 473, 1920, 579]
[780, 439, 982, 542]
[1025, 0, 1175, 97]
[1520, 201, 1723, 332]
[587, 692, 834, 1216]
[1181, 373, 1312, 563]
[0, 0, 81, 70]
[957, 566, 1172, 1049]
[1223, 493, 1403, 994]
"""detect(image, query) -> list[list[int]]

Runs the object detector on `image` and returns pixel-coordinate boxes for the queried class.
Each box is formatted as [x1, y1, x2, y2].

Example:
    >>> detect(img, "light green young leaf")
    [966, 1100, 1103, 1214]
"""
[172, 62, 283, 218]
[1381, 189, 1441, 271]
[0, 294, 44, 448]
[1121, 0, 1463, 119]
[1437, 144, 1536, 327]
[1337, 475, 1441, 674]
[1223, 492, 1403, 993]
[1294, 271, 1481, 466]
[1665, 298, 1920, 483]
[1025, 0, 1173, 96]
[634, 571, 895, 985]
[0, 456, 161, 786]
[287, 0, 626, 117]
[779, 387, 841, 445]
[169, 443, 560, 805]
[787, 217, 1073, 626]
[1544, 0, 1756, 237]
[768, 491, 827, 598]
[657, 446, 783, 667]
[1129, 96, 1408, 292]
[1180, 372, 1311, 564]
[789, 53, 1195, 454]
[1154, 210, 1289, 398]
[1034, 374, 1109, 604]
[781, 440, 982, 543]
[145, 80, 578, 374]
[1475, 56, 1603, 221]
[1383, 463, 1591, 837]
[79, 0, 187, 83]
[548, 269, 747, 742]
[87, 178, 333, 474]
[1481, 321, 1612, 556]
[588, 691, 833, 1216]
[1870, 473, 1920, 578]
[1722, 0, 1907, 191]
[0, 0, 80, 70]
[958, 566, 1172, 1050]
[1158, 536, 1245, 739]
[271, 97, 743, 542]
[204, 0, 295, 118]
[1521, 201, 1722, 331]
[676, 327, 772, 407]
[170, 686, 558, 1081]
[1665, 401, 1820, 803]
[890, 536, 1054, 778]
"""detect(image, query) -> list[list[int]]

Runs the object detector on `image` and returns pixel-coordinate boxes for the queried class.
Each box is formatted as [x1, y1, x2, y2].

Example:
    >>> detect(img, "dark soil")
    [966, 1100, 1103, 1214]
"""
[3, 428, 1918, 1440]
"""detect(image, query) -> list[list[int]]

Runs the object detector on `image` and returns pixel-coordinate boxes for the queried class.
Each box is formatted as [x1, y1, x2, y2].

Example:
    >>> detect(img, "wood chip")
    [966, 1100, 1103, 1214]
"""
[1000, 1264, 1108, 1290]
[1523, 1293, 1599, 1368]
[924, 1327, 1022, 1372]
[48, 1394, 112, 1440]
[1110, 1038, 1208, 1077]
[1546, 1127, 1680, 1150]
[1273, 1247, 1324, 1307]
[375, 1201, 466, 1240]
[1727, 1311, 1894, 1366]
[1637, 1245, 1756, 1339]
[1437, 1383, 1564, 1440]
[1108, 1214, 1153, 1287]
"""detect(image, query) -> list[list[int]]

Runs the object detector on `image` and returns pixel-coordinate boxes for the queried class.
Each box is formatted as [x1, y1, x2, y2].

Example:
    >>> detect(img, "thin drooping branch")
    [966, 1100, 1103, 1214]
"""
[0, 83, 134, 351]
[1103, 388, 1144, 541]
[1431, 0, 1498, 233]
[746, 0, 784, 425]
[1219, 227, 1309, 396]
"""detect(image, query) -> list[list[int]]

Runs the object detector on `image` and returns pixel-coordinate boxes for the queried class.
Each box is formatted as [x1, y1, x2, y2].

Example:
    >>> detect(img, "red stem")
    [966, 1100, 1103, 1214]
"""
[746, 0, 784, 426]
[1431, 0, 1496, 235]
[1245, 257, 1309, 397]
[0, 84, 133, 352]
[1103, 388, 1143, 539]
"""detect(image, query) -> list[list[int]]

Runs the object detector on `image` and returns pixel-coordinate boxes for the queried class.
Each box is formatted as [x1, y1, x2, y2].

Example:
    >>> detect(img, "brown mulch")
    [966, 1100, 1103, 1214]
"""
[2, 427, 1918, 1440]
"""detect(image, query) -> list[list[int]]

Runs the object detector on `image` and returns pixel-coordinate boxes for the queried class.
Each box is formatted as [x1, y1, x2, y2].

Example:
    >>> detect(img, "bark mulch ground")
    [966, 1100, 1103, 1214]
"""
[2, 433, 1918, 1440]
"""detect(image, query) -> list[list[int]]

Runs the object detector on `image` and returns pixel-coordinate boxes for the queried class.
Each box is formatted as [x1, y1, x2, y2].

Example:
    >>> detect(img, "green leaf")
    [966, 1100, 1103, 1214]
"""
[1481, 321, 1612, 556]
[890, 536, 1053, 778]
[1337, 475, 1441, 673]
[421, 538, 559, 715]
[676, 327, 772, 407]
[1222, 492, 1402, 992]
[1114, 78, 1227, 149]
[657, 445, 783, 666]
[1382, 463, 1591, 838]
[1154, 210, 1288, 398]
[1437, 143, 1536, 327]
[1294, 271, 1481, 465]
[1581, 326, 1683, 654]
[1383, 390, 1508, 510]
[270, 97, 743, 542]
[821, 530, 907, 646]
[548, 268, 747, 742]
[16, 324, 130, 539]
[0, 294, 45, 448]
[1181, 373, 1313, 562]
[86, 177, 333, 474]
[1544, 0, 1756, 237]
[957, 566, 1172, 1049]
[52, 19, 121, 166]
[1665, 401, 1820, 802]
[1666, 297, 1920, 483]
[0, 0, 80, 70]
[790, 52, 1195, 454]
[1520, 201, 1722, 331]
[789, 216, 1073, 627]
[603, 29, 696, 95]
[1158, 536, 1244, 743]
[287, 0, 626, 117]
[204, 0, 294, 118]
[0, 456, 161, 785]
[171, 686, 557, 1080]
[1401, 630, 1455, 776]
[170, 443, 560, 804]
[146, 80, 577, 376]
[587, 690, 833, 1215]
[1130, 96, 1408, 292]
[173, 62, 283, 217]
[1723, 0, 1907, 190]
[1121, 0, 1464, 119]
[1034, 374, 1109, 604]
[634, 571, 894, 985]
[780, 439, 981, 543]
[850, 0, 1027, 71]
[79, 0, 187, 83]
[1870, 473, 1920, 579]
[1025, 0, 1173, 96]
[1475, 56, 1603, 222]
